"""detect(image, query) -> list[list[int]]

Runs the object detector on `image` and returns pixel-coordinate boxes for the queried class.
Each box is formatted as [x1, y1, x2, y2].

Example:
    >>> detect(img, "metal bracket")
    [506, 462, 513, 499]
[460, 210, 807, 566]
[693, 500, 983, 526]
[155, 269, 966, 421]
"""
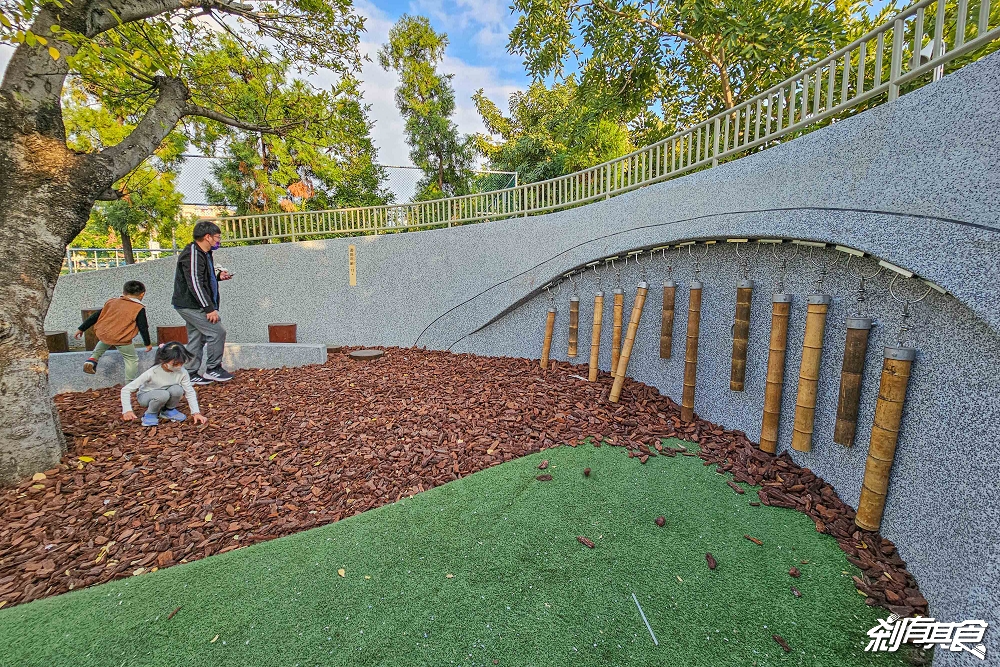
[879, 260, 913, 278]
[835, 245, 864, 256]
[792, 240, 827, 248]
[923, 279, 946, 294]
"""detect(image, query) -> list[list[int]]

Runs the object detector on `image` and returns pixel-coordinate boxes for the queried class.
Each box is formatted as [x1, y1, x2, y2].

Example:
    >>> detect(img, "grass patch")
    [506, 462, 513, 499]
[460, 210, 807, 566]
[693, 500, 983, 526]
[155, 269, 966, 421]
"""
[1, 440, 904, 667]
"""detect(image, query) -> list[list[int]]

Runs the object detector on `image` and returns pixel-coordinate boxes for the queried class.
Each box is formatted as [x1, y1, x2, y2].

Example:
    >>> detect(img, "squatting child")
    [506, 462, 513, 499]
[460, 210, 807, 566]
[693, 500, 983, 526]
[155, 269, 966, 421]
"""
[121, 342, 208, 427]
[76, 280, 152, 381]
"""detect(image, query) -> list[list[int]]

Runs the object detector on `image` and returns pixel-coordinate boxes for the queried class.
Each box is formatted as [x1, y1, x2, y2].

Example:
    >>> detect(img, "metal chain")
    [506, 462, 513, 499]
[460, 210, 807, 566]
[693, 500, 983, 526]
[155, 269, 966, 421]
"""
[806, 245, 841, 294]
[688, 243, 709, 280]
[733, 240, 759, 281]
[770, 241, 797, 293]
[845, 255, 884, 318]
[888, 273, 932, 347]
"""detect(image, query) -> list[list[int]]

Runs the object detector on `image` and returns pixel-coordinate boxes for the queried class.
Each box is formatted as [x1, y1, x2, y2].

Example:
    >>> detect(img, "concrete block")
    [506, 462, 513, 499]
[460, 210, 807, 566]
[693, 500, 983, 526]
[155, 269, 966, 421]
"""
[49, 343, 327, 395]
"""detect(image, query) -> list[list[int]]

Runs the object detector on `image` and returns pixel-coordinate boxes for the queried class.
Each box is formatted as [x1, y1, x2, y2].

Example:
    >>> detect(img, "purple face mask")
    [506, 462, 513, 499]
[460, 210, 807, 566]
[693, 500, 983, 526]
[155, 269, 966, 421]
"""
[211, 240, 221, 250]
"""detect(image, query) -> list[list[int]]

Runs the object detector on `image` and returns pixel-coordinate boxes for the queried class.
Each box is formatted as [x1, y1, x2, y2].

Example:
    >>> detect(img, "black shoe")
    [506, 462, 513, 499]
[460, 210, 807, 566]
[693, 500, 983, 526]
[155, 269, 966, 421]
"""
[203, 366, 234, 382]
[189, 373, 213, 385]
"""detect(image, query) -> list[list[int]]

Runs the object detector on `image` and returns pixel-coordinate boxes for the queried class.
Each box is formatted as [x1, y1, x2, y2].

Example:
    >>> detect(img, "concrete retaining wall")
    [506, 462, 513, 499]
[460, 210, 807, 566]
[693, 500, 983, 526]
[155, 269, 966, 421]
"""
[44, 52, 1000, 661]
[48, 344, 327, 395]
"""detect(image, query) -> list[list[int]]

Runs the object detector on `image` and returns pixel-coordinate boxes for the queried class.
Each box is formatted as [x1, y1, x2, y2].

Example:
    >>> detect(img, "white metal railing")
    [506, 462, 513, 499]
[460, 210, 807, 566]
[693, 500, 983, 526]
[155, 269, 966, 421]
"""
[205, 0, 999, 244]
[62, 247, 178, 273]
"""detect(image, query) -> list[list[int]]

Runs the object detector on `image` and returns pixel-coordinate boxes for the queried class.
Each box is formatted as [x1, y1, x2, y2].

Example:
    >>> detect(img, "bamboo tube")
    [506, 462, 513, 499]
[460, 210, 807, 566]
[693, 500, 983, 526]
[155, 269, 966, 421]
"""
[833, 317, 873, 447]
[610, 283, 649, 402]
[659, 280, 676, 359]
[680, 281, 703, 422]
[540, 307, 556, 369]
[855, 346, 915, 531]
[791, 294, 832, 452]
[567, 296, 580, 357]
[611, 288, 624, 373]
[730, 279, 753, 391]
[588, 292, 604, 381]
[760, 294, 792, 453]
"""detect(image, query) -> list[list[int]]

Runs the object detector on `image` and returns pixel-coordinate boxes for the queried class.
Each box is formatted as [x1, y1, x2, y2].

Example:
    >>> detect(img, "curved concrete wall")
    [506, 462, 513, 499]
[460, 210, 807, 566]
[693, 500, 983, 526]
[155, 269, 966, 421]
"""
[45, 52, 1000, 661]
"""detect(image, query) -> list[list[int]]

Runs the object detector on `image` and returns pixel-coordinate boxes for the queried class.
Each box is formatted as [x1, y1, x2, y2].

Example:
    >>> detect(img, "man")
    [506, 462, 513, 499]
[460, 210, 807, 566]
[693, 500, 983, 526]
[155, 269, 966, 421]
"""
[172, 220, 235, 385]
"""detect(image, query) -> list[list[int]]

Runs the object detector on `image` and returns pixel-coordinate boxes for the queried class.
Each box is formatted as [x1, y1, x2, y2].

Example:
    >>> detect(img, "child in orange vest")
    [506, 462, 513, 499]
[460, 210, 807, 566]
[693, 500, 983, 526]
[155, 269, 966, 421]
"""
[75, 280, 152, 382]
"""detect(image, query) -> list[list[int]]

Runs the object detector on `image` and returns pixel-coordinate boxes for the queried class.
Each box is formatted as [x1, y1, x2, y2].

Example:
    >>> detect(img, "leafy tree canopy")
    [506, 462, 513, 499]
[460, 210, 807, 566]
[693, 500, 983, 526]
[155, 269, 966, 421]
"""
[473, 76, 633, 184]
[378, 14, 477, 199]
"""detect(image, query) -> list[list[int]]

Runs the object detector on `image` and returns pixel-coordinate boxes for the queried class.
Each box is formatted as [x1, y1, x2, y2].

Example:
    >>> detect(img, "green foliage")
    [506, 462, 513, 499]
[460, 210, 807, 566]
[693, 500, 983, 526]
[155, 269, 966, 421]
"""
[378, 15, 477, 199]
[473, 77, 633, 184]
[194, 38, 389, 215]
[62, 79, 186, 251]
[509, 0, 876, 126]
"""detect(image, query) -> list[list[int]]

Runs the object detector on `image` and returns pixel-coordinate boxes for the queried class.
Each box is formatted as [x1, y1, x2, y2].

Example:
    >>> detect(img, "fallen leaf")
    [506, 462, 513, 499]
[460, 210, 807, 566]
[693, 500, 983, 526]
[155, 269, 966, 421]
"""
[210, 635, 219, 643]
[705, 553, 717, 570]
[744, 534, 763, 546]
[338, 568, 345, 577]
[446, 574, 454, 579]
[789, 567, 801, 578]
[676, 576, 683, 583]
[772, 634, 791, 653]
[576, 536, 595, 548]
[204, 512, 213, 522]
[32, 473, 47, 482]
[536, 474, 552, 481]
[654, 516, 665, 527]
[537, 460, 549, 470]
[791, 587, 802, 598]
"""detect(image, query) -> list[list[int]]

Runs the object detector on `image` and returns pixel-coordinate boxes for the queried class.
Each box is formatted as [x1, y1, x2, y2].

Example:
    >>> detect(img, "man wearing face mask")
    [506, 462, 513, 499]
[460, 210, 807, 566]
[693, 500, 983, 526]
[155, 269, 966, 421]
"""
[171, 220, 235, 385]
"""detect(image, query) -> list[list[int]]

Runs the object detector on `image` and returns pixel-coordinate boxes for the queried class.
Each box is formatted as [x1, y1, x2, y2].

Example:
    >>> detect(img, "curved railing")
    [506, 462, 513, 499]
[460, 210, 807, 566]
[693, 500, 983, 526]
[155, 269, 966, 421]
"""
[207, 0, 1000, 244]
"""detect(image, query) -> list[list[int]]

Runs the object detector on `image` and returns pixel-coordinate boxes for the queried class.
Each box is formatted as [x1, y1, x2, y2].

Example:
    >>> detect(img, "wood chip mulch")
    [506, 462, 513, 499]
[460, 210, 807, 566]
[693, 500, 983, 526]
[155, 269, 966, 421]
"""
[0, 347, 926, 617]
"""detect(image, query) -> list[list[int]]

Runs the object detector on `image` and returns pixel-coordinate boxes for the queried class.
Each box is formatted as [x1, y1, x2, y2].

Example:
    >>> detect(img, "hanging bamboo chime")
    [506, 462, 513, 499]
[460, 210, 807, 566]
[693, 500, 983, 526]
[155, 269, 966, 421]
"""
[567, 295, 580, 358]
[855, 345, 915, 531]
[540, 306, 556, 369]
[680, 279, 703, 422]
[730, 278, 753, 391]
[760, 293, 793, 453]
[611, 288, 624, 373]
[660, 279, 676, 358]
[833, 316, 872, 447]
[791, 294, 832, 452]
[589, 290, 604, 381]
[610, 282, 649, 402]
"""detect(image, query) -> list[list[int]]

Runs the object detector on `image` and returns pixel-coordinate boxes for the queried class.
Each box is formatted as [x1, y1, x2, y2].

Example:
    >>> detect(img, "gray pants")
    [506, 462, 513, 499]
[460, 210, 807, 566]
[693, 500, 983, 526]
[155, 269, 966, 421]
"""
[137, 385, 183, 415]
[176, 308, 227, 374]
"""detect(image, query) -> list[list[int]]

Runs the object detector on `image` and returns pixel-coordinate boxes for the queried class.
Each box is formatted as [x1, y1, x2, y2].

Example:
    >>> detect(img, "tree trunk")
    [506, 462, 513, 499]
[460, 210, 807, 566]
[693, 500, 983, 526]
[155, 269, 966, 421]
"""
[121, 228, 135, 264]
[0, 131, 94, 485]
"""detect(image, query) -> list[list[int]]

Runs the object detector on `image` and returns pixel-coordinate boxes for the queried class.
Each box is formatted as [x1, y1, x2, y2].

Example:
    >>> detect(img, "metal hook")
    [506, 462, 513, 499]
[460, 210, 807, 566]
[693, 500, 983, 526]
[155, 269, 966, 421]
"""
[688, 242, 709, 279]
[608, 256, 623, 287]
[806, 245, 841, 293]
[888, 273, 932, 305]
[632, 250, 651, 280]
[887, 273, 932, 347]
[733, 240, 759, 280]
[843, 255, 884, 317]
[566, 271, 580, 295]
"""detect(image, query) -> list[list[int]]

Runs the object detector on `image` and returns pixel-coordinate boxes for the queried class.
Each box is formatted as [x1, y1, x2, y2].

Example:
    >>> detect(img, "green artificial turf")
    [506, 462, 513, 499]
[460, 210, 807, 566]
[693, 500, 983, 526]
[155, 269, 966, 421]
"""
[0, 440, 906, 667]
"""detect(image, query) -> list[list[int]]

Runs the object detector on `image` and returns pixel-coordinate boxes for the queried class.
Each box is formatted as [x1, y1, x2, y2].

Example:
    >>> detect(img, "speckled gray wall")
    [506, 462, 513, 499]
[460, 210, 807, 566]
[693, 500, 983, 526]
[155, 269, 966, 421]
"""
[455, 242, 1000, 665]
[44, 50, 1000, 661]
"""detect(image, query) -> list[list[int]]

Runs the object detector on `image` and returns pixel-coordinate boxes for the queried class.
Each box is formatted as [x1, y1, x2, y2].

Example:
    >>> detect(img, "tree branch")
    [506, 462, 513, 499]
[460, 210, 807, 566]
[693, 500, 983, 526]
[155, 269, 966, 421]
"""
[183, 104, 302, 134]
[85, 0, 253, 37]
[92, 75, 191, 186]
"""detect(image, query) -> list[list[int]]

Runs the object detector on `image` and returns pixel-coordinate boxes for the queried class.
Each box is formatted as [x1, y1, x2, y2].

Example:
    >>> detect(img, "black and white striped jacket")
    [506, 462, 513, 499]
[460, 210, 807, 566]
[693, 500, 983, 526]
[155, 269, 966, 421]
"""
[171, 242, 220, 314]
